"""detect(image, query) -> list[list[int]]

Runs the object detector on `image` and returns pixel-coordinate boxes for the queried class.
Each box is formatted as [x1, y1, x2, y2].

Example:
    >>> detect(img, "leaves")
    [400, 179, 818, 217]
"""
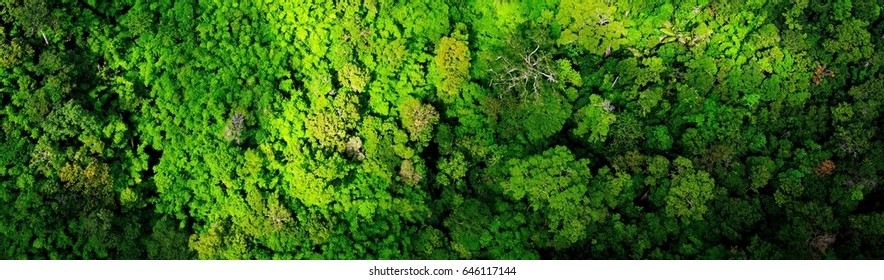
[573, 95, 617, 144]
[1, 0, 883, 261]
[399, 98, 439, 145]
[555, 0, 628, 56]
[665, 157, 715, 222]
[434, 34, 471, 103]
[502, 146, 594, 248]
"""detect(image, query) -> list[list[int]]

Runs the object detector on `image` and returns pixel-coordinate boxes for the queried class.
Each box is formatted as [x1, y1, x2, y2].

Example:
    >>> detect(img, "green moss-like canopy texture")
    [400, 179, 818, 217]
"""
[1, 0, 883, 259]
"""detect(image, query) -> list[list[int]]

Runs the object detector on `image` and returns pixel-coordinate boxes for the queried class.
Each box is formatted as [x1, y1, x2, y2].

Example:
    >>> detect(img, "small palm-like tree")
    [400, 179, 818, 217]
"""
[659, 20, 712, 47]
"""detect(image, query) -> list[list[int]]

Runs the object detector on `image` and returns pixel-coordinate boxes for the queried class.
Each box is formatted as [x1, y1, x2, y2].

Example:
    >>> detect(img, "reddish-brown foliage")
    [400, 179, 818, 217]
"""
[813, 64, 835, 85]
[813, 160, 836, 176]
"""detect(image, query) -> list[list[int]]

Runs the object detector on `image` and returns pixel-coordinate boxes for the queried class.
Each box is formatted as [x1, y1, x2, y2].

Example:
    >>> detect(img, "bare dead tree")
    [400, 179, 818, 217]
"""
[809, 233, 836, 255]
[265, 199, 293, 229]
[488, 45, 557, 99]
[344, 137, 365, 161]
[843, 177, 879, 189]
[223, 112, 245, 144]
[599, 98, 616, 112]
[399, 159, 422, 185]
[838, 141, 859, 158]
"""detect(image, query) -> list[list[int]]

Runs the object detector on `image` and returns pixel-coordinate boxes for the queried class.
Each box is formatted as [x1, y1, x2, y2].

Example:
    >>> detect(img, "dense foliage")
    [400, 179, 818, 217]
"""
[2, 0, 883, 260]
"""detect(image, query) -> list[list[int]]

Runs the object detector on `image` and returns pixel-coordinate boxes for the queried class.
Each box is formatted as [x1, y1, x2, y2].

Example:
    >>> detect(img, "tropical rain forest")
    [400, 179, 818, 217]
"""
[1, 0, 883, 260]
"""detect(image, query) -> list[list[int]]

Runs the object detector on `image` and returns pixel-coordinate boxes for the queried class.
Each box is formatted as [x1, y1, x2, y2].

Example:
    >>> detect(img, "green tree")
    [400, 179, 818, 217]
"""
[555, 0, 629, 56]
[433, 33, 471, 103]
[399, 98, 439, 146]
[665, 157, 715, 222]
[573, 94, 616, 144]
[502, 146, 595, 248]
[823, 19, 874, 64]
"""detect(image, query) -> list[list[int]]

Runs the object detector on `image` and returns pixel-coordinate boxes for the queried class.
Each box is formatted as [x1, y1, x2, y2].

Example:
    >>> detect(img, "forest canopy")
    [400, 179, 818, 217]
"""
[1, 0, 884, 260]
